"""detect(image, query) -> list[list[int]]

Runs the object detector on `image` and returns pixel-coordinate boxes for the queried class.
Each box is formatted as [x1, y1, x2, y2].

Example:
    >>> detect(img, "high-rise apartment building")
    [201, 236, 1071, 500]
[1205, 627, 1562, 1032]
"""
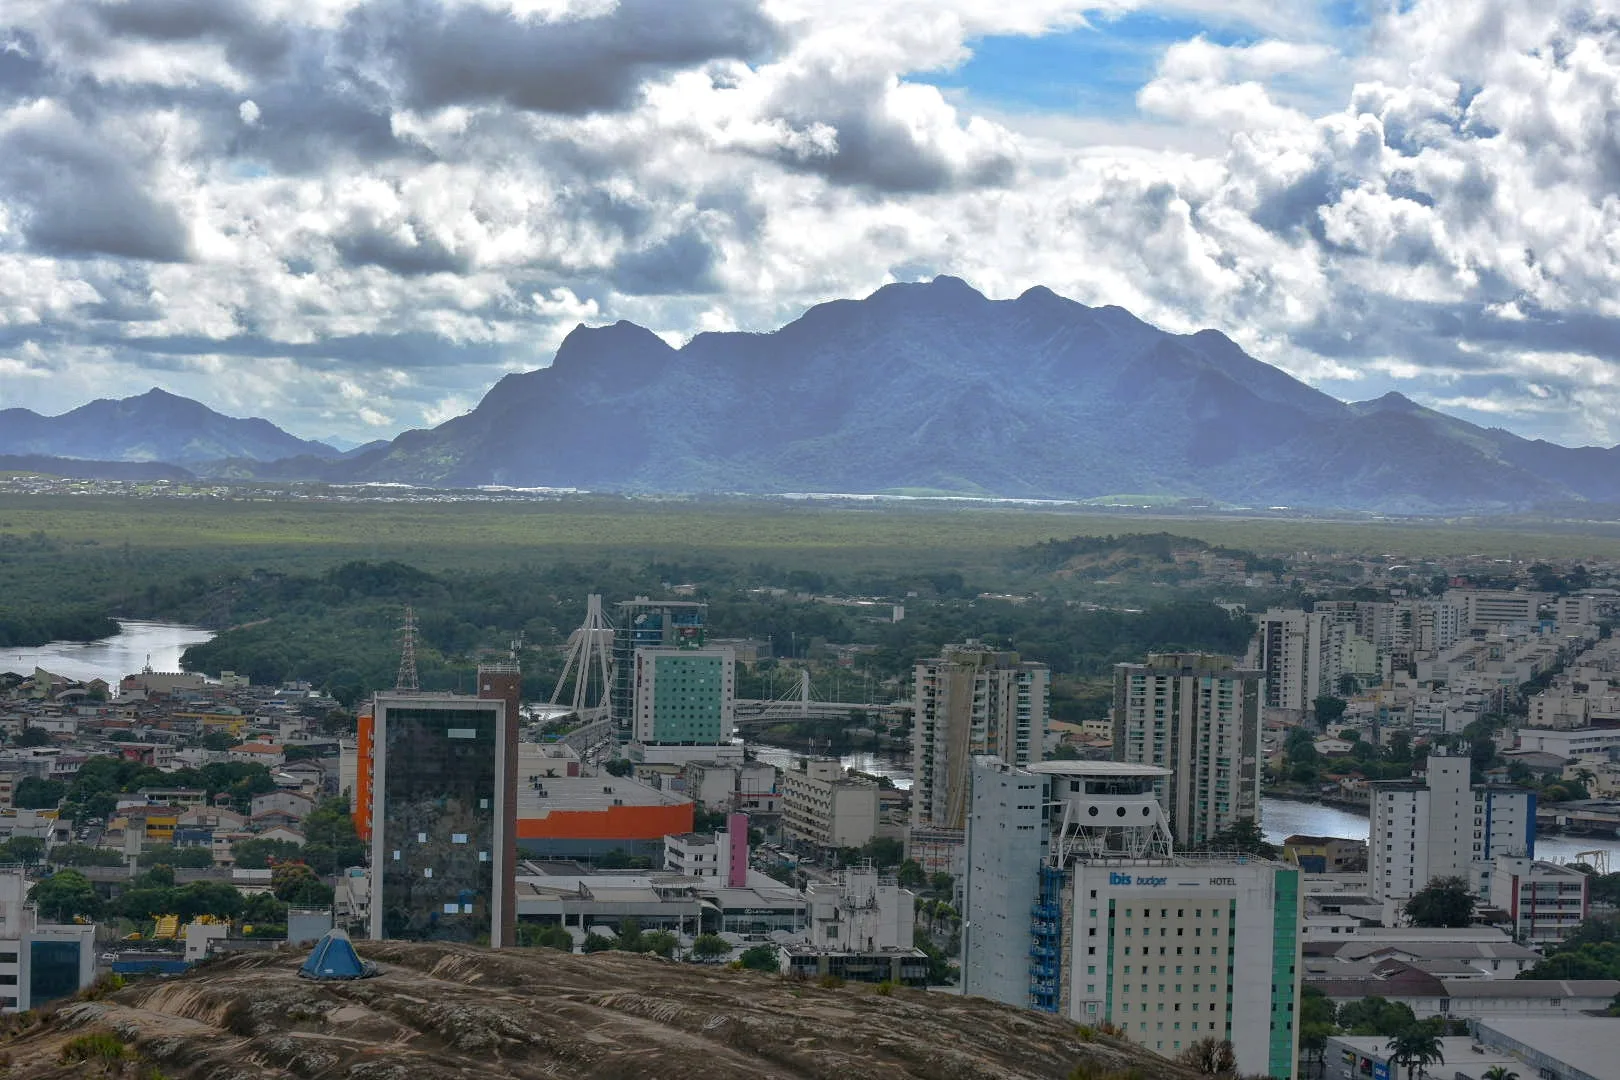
[911, 645, 1049, 831]
[963, 758, 1301, 1079]
[1368, 750, 1534, 905]
[1251, 609, 1339, 717]
[1112, 653, 1262, 848]
[367, 672, 519, 947]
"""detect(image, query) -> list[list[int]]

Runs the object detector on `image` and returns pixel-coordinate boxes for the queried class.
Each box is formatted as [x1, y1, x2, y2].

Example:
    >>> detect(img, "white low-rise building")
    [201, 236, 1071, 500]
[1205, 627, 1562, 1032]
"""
[780, 758, 878, 851]
[806, 867, 913, 951]
[1486, 855, 1588, 947]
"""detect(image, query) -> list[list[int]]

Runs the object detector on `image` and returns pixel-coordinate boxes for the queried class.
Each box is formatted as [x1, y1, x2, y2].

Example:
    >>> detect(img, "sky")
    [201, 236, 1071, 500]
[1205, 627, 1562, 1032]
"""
[2, 0, 1620, 447]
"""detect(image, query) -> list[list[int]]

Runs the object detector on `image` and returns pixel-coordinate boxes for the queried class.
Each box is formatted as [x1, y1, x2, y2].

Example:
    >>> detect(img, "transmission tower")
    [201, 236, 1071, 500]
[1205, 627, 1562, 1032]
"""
[396, 605, 420, 691]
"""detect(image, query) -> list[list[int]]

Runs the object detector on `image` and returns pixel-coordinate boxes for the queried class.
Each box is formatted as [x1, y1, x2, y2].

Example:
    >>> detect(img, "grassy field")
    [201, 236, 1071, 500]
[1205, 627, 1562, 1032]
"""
[4, 494, 1620, 570]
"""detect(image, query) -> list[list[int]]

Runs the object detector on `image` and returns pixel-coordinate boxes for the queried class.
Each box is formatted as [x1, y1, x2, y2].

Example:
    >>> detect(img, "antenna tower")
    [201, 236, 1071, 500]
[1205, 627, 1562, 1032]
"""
[396, 605, 420, 691]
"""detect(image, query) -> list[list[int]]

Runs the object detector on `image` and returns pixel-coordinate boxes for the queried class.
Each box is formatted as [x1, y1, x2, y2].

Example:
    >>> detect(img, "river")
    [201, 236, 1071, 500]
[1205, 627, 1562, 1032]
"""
[747, 740, 1620, 866]
[0, 621, 216, 685]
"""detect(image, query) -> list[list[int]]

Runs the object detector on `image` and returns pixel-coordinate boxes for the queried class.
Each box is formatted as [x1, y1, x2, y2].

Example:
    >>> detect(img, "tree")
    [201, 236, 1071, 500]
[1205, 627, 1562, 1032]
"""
[737, 944, 780, 973]
[241, 891, 287, 925]
[13, 776, 65, 809]
[1175, 1037, 1236, 1076]
[300, 797, 366, 873]
[48, 843, 123, 868]
[200, 731, 238, 751]
[1285, 727, 1318, 760]
[1386, 1025, 1444, 1080]
[0, 836, 44, 866]
[1481, 1068, 1519, 1080]
[897, 859, 926, 889]
[1199, 818, 1278, 859]
[692, 933, 731, 959]
[1337, 997, 1418, 1038]
[642, 930, 678, 958]
[862, 836, 904, 868]
[271, 862, 332, 907]
[30, 870, 103, 922]
[615, 917, 646, 952]
[12, 727, 52, 748]
[582, 932, 615, 953]
[170, 881, 245, 920]
[603, 759, 633, 777]
[1314, 696, 1348, 727]
[1404, 876, 1475, 928]
[518, 924, 574, 951]
[1300, 984, 1336, 1028]
[232, 838, 305, 870]
[1300, 987, 1338, 1078]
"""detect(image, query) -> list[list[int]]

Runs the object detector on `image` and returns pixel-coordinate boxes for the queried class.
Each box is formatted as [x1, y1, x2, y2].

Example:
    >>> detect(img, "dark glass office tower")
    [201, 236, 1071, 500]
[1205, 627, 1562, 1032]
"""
[368, 689, 515, 947]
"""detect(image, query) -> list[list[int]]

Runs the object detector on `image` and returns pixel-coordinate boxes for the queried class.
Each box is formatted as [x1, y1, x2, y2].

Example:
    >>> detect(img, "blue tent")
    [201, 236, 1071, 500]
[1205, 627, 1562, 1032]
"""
[298, 929, 378, 981]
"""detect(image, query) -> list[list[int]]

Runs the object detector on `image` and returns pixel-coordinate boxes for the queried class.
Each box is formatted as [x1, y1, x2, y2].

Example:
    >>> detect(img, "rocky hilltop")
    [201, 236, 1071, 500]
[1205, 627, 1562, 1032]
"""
[0, 942, 1185, 1079]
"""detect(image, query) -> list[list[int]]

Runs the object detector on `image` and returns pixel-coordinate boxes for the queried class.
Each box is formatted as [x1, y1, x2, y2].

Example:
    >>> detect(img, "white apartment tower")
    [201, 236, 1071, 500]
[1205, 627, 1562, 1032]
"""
[1368, 749, 1534, 905]
[1251, 609, 1340, 717]
[1112, 653, 1263, 848]
[963, 758, 1301, 1079]
[912, 645, 1049, 831]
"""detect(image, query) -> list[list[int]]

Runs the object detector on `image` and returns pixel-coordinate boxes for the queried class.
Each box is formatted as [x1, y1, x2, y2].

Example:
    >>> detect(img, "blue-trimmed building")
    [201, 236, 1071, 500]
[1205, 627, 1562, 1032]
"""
[1369, 748, 1535, 906]
[964, 757, 1301, 1079]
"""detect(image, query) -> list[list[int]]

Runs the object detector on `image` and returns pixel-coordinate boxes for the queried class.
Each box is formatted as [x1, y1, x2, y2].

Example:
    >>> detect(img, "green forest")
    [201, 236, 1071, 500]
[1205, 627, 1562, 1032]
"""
[5, 492, 1619, 708]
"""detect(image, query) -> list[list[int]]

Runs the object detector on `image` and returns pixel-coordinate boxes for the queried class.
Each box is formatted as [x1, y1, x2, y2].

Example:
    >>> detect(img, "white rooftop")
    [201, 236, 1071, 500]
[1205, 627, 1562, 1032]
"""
[1479, 1017, 1620, 1080]
[1026, 760, 1171, 778]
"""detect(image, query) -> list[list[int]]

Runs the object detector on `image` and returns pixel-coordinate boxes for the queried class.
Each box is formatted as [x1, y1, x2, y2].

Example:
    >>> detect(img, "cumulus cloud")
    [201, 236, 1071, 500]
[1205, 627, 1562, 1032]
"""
[346, 0, 780, 115]
[0, 0, 1618, 445]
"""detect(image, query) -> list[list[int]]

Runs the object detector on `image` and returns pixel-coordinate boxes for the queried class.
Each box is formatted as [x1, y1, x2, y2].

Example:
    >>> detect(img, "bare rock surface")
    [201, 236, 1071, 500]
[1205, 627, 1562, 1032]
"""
[0, 942, 1192, 1079]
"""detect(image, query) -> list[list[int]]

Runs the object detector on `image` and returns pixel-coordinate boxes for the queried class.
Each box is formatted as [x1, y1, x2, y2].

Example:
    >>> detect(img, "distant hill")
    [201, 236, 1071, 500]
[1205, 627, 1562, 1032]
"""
[0, 388, 340, 465]
[0, 455, 195, 482]
[329, 278, 1620, 512]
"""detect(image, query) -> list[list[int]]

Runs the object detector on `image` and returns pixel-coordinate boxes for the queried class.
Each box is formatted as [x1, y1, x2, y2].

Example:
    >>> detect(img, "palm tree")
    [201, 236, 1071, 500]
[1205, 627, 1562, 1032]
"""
[1387, 1027, 1444, 1080]
[1481, 1068, 1519, 1080]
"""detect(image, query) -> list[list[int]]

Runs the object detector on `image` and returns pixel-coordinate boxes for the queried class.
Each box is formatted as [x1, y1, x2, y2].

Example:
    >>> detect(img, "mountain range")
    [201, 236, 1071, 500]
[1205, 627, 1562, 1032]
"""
[11, 279, 1620, 512]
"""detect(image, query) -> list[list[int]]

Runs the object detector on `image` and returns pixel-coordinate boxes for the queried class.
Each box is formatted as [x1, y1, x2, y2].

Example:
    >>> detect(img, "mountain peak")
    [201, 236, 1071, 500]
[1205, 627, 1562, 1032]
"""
[549, 319, 676, 376]
[1355, 390, 1424, 414]
[866, 275, 987, 306]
